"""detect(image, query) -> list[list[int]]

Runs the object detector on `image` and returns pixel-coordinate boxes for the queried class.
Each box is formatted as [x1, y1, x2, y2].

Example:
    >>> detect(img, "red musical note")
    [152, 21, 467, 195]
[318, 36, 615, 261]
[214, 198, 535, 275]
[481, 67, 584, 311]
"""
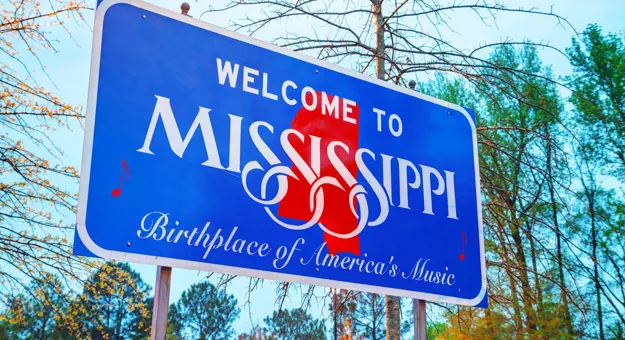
[459, 231, 468, 260]
[111, 159, 129, 197]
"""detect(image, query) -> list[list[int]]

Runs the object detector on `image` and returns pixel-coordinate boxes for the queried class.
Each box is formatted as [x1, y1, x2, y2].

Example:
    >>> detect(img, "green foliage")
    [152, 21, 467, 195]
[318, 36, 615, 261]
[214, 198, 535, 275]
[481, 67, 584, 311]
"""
[237, 326, 272, 340]
[0, 274, 72, 339]
[264, 308, 327, 340]
[328, 290, 386, 340]
[76, 261, 152, 340]
[568, 24, 625, 179]
[0, 320, 9, 340]
[0, 263, 154, 339]
[413, 43, 580, 339]
[352, 293, 386, 339]
[566, 24, 625, 339]
[166, 303, 184, 339]
[169, 281, 239, 340]
[426, 322, 448, 339]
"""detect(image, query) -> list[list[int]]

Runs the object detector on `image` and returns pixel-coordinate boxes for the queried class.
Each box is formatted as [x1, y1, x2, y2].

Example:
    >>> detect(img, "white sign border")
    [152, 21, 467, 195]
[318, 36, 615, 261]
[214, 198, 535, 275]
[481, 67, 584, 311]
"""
[76, 0, 487, 306]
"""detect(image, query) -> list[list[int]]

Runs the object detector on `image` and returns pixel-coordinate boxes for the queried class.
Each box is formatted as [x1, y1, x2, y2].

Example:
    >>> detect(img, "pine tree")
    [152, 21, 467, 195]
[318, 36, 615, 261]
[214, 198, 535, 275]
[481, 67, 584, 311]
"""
[169, 281, 239, 340]
[75, 262, 152, 340]
[265, 308, 327, 340]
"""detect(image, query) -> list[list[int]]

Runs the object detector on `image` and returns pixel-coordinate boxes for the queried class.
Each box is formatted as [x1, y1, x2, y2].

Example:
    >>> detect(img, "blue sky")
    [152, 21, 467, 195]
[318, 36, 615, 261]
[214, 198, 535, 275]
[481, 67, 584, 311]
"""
[30, 0, 625, 334]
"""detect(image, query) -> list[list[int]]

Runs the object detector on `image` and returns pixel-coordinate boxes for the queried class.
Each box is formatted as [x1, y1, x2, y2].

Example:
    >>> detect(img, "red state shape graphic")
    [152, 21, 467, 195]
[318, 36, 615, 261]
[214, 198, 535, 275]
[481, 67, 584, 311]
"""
[277, 92, 361, 256]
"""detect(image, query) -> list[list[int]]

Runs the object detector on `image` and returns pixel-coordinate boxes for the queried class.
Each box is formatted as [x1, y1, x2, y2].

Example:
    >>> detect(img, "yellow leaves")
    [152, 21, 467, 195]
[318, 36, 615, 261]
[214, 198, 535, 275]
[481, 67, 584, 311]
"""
[0, 4, 89, 337]
[41, 106, 53, 117]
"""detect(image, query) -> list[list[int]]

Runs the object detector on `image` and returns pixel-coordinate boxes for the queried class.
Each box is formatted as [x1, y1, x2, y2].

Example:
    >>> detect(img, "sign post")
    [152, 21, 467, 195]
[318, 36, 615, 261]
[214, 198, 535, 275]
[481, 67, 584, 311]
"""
[413, 299, 426, 339]
[75, 0, 486, 331]
[150, 266, 172, 340]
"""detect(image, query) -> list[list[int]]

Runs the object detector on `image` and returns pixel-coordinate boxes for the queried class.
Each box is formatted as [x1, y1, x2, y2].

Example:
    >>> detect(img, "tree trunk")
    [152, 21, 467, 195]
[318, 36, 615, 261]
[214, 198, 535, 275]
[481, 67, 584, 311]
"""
[510, 216, 537, 333]
[497, 220, 523, 336]
[545, 126, 574, 336]
[507, 136, 536, 334]
[334, 289, 338, 340]
[508, 272, 523, 338]
[372, 1, 400, 339]
[528, 222, 544, 333]
[115, 298, 124, 340]
[373, 0, 385, 81]
[385, 296, 400, 340]
[38, 313, 48, 340]
[589, 191, 605, 340]
[372, 294, 378, 340]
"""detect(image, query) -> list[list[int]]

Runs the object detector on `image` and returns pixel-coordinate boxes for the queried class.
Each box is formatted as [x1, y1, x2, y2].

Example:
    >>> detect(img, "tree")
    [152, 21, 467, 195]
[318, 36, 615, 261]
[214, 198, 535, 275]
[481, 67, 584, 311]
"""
[166, 303, 184, 340]
[169, 281, 239, 340]
[2, 273, 73, 339]
[352, 293, 386, 340]
[567, 155, 625, 339]
[238, 326, 272, 340]
[0, 0, 92, 308]
[473, 45, 568, 336]
[328, 289, 357, 339]
[426, 322, 448, 340]
[265, 308, 327, 340]
[568, 24, 625, 180]
[415, 44, 586, 339]
[567, 24, 625, 340]
[0, 318, 10, 340]
[76, 262, 151, 340]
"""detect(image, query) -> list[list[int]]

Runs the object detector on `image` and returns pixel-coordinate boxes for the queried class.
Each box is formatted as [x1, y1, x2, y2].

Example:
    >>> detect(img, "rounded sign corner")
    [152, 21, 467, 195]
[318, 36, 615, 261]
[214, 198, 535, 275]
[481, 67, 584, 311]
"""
[451, 104, 477, 136]
[76, 220, 112, 259]
[96, 0, 131, 21]
[467, 278, 488, 306]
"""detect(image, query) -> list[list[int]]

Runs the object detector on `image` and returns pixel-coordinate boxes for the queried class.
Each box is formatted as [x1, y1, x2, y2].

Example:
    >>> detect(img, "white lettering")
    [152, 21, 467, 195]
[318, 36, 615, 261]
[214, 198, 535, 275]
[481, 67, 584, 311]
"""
[301, 86, 317, 111]
[420, 165, 445, 215]
[281, 80, 297, 105]
[262, 73, 278, 100]
[397, 158, 420, 209]
[321, 92, 339, 119]
[216, 58, 239, 88]
[373, 107, 385, 131]
[445, 171, 458, 219]
[242, 67, 260, 95]
[137, 96, 224, 169]
[389, 113, 402, 136]
[342, 98, 357, 124]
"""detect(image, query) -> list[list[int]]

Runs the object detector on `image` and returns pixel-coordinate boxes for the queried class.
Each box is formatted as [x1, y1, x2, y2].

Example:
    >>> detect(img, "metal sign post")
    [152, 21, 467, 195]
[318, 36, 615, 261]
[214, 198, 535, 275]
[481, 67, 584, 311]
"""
[150, 266, 172, 340]
[413, 299, 426, 340]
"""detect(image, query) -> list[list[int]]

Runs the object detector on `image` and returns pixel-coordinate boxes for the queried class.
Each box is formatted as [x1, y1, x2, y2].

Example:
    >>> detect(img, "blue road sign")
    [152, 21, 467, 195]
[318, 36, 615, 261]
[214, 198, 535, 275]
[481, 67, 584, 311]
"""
[75, 0, 486, 306]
